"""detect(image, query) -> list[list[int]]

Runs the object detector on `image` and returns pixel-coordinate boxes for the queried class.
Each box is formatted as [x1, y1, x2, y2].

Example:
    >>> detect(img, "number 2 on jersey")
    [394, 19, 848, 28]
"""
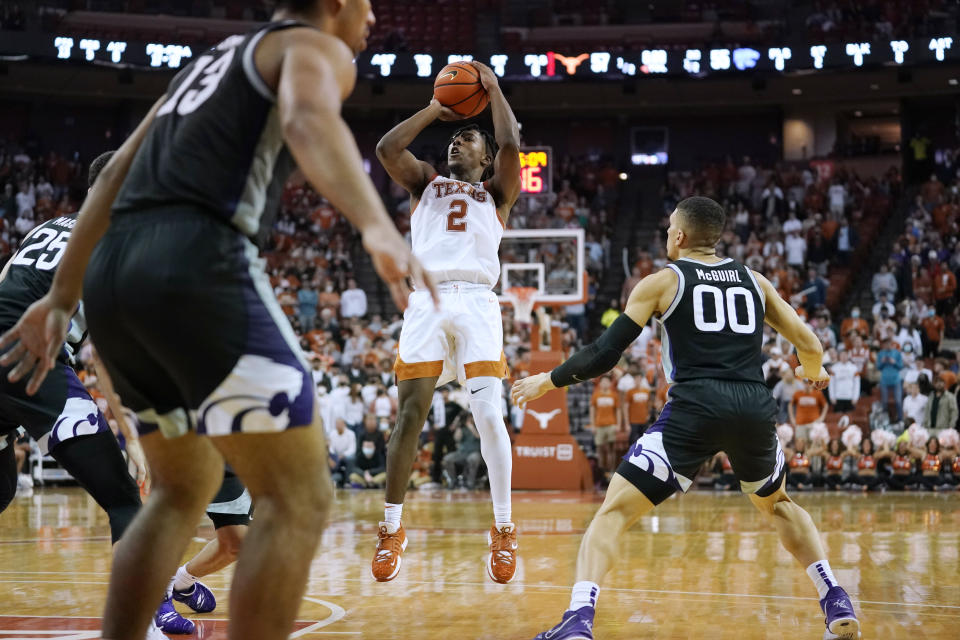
[692, 284, 756, 334]
[446, 199, 467, 232]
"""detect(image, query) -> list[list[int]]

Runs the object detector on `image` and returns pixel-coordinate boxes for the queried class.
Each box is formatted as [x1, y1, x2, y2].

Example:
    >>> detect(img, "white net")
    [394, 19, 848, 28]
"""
[505, 286, 538, 324]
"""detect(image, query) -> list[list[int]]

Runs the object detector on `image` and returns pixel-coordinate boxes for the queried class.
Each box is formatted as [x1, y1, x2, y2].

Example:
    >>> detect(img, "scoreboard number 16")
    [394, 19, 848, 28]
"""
[518, 147, 553, 195]
[520, 166, 543, 193]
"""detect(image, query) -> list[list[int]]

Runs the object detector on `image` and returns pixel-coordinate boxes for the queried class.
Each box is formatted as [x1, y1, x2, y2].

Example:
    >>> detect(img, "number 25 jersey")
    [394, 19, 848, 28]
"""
[0, 214, 86, 355]
[112, 21, 307, 248]
[659, 257, 766, 385]
[410, 175, 504, 287]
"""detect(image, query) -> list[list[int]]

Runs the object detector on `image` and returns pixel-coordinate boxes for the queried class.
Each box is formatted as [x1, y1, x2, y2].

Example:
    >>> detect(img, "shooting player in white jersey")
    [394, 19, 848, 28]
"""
[372, 61, 523, 584]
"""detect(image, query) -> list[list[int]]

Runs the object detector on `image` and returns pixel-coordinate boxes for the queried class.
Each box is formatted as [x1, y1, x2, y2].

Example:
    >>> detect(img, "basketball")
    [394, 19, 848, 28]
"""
[433, 62, 489, 117]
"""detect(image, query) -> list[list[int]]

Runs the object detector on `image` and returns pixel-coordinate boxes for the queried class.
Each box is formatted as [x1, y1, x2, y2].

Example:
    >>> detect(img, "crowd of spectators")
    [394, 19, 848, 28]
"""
[817, 167, 960, 429]
[658, 155, 898, 303]
[762, 149, 960, 493]
[804, 0, 955, 42]
[0, 143, 87, 262]
[703, 428, 960, 492]
[3, 122, 622, 491]
[11, 114, 960, 495]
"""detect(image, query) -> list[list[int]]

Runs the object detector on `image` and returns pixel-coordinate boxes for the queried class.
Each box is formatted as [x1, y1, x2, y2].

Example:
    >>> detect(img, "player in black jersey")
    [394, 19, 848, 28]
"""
[513, 197, 861, 640]
[0, 1, 437, 639]
[0, 152, 248, 640]
[0, 152, 143, 533]
[0, 153, 172, 640]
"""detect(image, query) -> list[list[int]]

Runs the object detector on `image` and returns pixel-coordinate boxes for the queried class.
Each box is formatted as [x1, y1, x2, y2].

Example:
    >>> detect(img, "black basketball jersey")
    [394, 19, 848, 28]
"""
[112, 21, 307, 247]
[0, 215, 76, 327]
[0, 214, 86, 354]
[659, 257, 765, 385]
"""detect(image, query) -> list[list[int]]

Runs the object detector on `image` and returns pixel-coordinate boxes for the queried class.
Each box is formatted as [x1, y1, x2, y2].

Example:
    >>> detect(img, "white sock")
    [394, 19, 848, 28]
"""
[468, 377, 512, 525]
[384, 502, 403, 530]
[569, 581, 599, 611]
[173, 565, 198, 592]
[806, 560, 838, 599]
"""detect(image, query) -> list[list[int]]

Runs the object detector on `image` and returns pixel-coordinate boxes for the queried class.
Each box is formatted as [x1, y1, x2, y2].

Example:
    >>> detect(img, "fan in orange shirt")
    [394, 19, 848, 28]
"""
[590, 376, 621, 476]
[624, 372, 653, 444]
[789, 382, 828, 441]
[840, 308, 869, 340]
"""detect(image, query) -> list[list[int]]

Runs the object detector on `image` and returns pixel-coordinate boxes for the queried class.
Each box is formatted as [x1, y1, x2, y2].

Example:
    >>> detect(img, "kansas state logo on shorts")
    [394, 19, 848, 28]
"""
[623, 431, 693, 493]
[198, 355, 312, 436]
[45, 395, 109, 453]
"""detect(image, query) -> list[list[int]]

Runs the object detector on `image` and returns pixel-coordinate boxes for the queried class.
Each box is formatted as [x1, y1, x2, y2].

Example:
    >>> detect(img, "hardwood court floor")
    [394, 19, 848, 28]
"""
[1, 486, 959, 639]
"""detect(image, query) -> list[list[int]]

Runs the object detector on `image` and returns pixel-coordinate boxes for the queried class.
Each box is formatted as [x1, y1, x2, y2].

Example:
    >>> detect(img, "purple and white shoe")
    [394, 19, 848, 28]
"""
[532, 607, 594, 640]
[820, 586, 861, 639]
[154, 594, 195, 635]
[173, 581, 217, 613]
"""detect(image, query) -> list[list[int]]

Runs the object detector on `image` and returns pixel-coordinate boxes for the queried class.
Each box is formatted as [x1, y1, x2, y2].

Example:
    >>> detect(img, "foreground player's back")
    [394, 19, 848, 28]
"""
[112, 22, 302, 246]
[660, 256, 766, 385]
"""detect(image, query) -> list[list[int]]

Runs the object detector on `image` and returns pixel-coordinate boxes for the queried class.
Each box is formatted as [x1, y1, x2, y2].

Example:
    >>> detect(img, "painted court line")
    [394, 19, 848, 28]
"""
[3, 574, 959, 612]
[0, 615, 318, 623]
[310, 577, 960, 611]
[0, 537, 111, 545]
[2, 574, 958, 613]
[290, 597, 354, 637]
[1, 601, 357, 636]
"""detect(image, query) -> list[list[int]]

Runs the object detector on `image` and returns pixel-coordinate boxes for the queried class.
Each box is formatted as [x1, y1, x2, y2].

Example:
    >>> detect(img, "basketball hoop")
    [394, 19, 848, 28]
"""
[504, 286, 538, 324]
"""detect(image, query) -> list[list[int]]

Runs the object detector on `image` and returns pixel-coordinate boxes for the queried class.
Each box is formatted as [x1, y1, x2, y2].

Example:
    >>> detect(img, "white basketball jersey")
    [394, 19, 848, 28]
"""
[411, 175, 503, 286]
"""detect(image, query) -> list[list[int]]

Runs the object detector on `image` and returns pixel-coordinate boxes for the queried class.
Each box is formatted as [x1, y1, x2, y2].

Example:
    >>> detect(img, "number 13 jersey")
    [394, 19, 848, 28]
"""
[112, 21, 308, 248]
[659, 257, 766, 385]
[410, 175, 504, 287]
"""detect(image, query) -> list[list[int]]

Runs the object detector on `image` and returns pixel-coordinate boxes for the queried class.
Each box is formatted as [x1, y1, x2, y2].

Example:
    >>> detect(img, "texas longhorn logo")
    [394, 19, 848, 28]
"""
[553, 53, 589, 75]
[526, 408, 561, 430]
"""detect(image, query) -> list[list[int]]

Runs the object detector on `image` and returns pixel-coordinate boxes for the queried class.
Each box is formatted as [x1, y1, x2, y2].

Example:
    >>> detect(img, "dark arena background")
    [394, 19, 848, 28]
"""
[1, 1, 959, 639]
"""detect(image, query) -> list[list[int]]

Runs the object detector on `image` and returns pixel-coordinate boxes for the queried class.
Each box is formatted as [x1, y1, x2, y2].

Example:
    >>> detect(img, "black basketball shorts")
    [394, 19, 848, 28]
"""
[0, 357, 109, 453]
[83, 210, 313, 438]
[617, 378, 785, 505]
[206, 465, 253, 529]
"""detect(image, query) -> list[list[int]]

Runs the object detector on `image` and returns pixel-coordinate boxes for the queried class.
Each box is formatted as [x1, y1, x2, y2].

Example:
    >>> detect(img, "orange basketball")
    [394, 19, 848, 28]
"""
[433, 62, 489, 118]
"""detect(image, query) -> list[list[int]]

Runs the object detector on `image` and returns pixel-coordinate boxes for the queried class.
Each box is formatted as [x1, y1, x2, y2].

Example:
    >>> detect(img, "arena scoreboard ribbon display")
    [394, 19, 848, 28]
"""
[0, 32, 957, 76]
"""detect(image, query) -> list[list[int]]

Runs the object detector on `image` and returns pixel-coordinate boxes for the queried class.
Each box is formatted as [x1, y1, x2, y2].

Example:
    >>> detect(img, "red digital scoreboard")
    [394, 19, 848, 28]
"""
[519, 147, 553, 195]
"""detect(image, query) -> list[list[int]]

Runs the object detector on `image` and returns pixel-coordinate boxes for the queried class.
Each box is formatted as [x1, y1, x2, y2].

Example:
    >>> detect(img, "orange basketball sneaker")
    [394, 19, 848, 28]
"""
[372, 522, 407, 582]
[486, 523, 518, 583]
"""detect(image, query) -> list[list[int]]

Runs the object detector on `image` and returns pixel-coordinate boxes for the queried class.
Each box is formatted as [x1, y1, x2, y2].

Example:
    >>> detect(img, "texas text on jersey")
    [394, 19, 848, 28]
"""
[411, 175, 503, 286]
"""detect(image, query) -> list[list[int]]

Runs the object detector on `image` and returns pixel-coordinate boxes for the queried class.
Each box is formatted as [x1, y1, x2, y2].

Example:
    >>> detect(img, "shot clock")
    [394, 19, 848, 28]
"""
[518, 147, 553, 195]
